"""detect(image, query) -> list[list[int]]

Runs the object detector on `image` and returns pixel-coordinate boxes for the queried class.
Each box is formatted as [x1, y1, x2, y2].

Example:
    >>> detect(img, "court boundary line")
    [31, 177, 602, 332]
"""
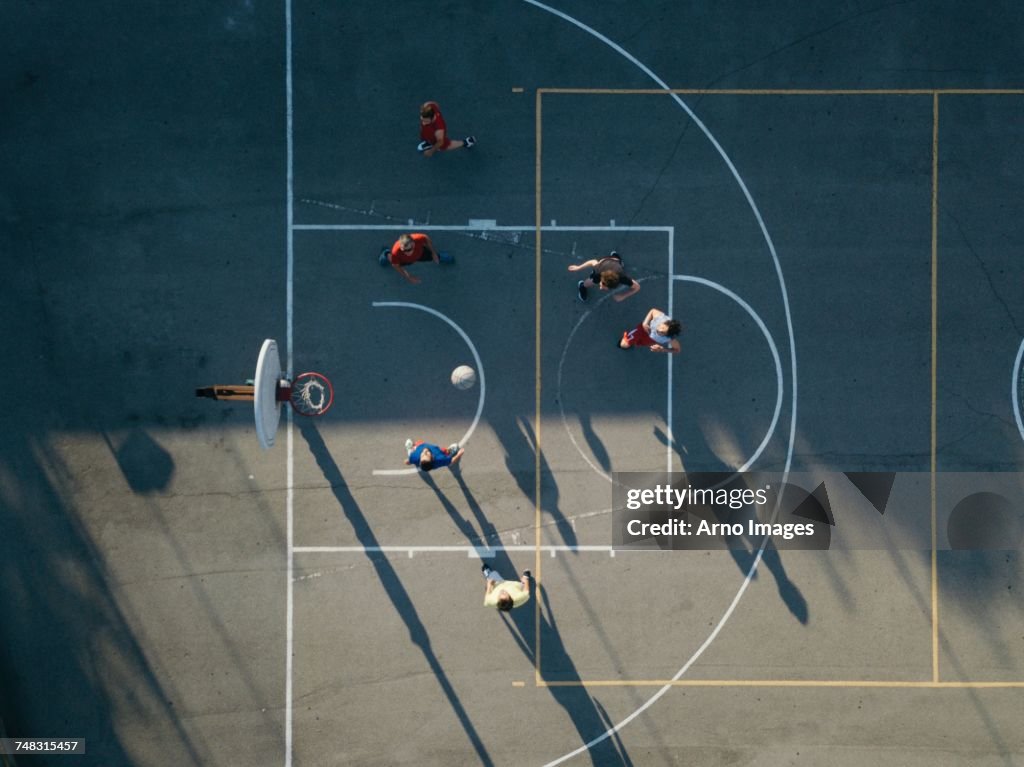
[291, 224, 673, 231]
[537, 88, 1024, 95]
[277, 10, 1024, 756]
[539, 679, 1024, 689]
[534, 88, 544, 685]
[294, 545, 615, 554]
[930, 92, 940, 684]
[666, 228, 674, 472]
[284, 1, 294, 765]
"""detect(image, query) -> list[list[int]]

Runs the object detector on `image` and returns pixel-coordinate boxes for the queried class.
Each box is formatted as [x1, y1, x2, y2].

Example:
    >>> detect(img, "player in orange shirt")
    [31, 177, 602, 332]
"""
[418, 101, 475, 157]
[387, 232, 438, 284]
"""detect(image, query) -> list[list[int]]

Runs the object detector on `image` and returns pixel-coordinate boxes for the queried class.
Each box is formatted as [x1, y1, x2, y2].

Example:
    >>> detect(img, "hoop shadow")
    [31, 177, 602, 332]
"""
[0, 430, 204, 765]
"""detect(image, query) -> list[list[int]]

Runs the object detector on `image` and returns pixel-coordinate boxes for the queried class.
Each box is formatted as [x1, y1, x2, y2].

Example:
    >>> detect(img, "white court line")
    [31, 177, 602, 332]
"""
[1013, 339, 1024, 444]
[294, 545, 614, 554]
[283, 0, 294, 764]
[520, 3, 797, 766]
[292, 224, 673, 231]
[370, 302, 486, 476]
[666, 227, 675, 473]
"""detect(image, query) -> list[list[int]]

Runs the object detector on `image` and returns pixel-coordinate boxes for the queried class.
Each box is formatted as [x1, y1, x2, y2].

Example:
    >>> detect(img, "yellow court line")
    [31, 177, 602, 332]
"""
[537, 679, 1024, 689]
[537, 88, 1024, 96]
[931, 92, 941, 684]
[534, 88, 544, 685]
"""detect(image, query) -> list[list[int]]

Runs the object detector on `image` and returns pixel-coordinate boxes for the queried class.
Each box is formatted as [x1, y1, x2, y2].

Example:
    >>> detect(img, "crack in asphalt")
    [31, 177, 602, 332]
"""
[702, 0, 919, 89]
[947, 210, 1024, 338]
[626, 1, 919, 224]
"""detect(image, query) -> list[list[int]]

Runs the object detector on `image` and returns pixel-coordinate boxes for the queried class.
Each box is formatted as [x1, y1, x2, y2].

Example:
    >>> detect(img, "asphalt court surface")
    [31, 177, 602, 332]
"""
[5, 1, 1024, 766]
[287, 88, 1024, 759]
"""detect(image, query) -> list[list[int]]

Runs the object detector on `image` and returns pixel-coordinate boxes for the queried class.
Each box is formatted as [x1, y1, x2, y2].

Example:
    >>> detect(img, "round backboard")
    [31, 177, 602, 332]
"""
[254, 339, 283, 449]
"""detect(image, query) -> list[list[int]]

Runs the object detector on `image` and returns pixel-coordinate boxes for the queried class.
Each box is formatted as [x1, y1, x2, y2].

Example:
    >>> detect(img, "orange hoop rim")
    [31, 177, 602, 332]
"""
[288, 371, 334, 416]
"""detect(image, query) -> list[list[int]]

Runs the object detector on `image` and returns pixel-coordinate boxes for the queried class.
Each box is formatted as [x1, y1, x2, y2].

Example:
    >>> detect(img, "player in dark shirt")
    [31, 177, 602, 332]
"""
[567, 251, 641, 302]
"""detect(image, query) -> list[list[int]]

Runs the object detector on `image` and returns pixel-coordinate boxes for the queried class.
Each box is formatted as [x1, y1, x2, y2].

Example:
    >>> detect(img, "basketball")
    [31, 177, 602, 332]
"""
[451, 365, 476, 390]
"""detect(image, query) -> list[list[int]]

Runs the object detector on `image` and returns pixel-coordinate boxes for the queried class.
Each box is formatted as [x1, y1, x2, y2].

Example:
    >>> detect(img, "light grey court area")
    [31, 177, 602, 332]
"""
[4, 1, 1024, 765]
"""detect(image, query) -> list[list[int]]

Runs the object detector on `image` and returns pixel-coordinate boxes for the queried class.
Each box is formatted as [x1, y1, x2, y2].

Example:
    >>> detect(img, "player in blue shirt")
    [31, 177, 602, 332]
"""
[405, 439, 465, 471]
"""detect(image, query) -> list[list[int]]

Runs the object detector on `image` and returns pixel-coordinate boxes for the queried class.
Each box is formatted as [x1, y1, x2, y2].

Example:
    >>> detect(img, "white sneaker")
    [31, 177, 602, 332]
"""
[417, 141, 432, 152]
[405, 438, 414, 453]
[465, 136, 476, 148]
[447, 443, 459, 455]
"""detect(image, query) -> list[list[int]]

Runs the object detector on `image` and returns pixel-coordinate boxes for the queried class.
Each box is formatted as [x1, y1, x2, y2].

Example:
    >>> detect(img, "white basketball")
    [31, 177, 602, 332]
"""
[451, 365, 477, 390]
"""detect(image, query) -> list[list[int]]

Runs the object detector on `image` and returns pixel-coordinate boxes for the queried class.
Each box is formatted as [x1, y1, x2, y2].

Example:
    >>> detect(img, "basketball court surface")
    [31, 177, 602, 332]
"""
[3, 2, 1024, 765]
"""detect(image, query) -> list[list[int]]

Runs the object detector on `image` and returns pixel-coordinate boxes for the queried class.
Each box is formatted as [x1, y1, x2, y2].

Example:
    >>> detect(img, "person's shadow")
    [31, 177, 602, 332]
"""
[419, 465, 503, 551]
[700, 480, 809, 625]
[482, 548, 633, 766]
[579, 412, 612, 474]
[299, 420, 495, 766]
[491, 411, 578, 549]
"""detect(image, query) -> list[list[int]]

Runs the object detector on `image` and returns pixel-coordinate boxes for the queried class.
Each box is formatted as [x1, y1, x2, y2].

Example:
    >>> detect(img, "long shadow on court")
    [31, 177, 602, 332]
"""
[433, 465, 641, 762]
[580, 413, 612, 475]
[299, 420, 494, 766]
[482, 548, 633, 766]
[420, 466, 502, 549]
[0, 428, 205, 766]
[708, 503, 810, 625]
[420, 463, 633, 761]
[491, 412, 578, 549]
[729, 541, 809, 625]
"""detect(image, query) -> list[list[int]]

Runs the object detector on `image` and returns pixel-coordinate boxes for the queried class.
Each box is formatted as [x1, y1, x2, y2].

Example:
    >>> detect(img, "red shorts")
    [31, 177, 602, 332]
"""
[623, 323, 657, 347]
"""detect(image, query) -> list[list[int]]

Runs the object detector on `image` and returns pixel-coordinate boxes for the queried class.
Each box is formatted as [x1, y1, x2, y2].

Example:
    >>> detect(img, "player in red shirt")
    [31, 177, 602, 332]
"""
[388, 232, 439, 284]
[418, 101, 476, 157]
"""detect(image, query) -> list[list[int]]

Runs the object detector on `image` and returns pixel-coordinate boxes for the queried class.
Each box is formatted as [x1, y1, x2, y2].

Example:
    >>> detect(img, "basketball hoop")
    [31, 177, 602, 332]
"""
[283, 372, 334, 416]
[195, 340, 334, 449]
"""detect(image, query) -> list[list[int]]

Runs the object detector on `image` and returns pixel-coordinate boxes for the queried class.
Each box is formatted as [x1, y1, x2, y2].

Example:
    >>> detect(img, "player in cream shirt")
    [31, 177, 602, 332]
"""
[482, 565, 531, 611]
